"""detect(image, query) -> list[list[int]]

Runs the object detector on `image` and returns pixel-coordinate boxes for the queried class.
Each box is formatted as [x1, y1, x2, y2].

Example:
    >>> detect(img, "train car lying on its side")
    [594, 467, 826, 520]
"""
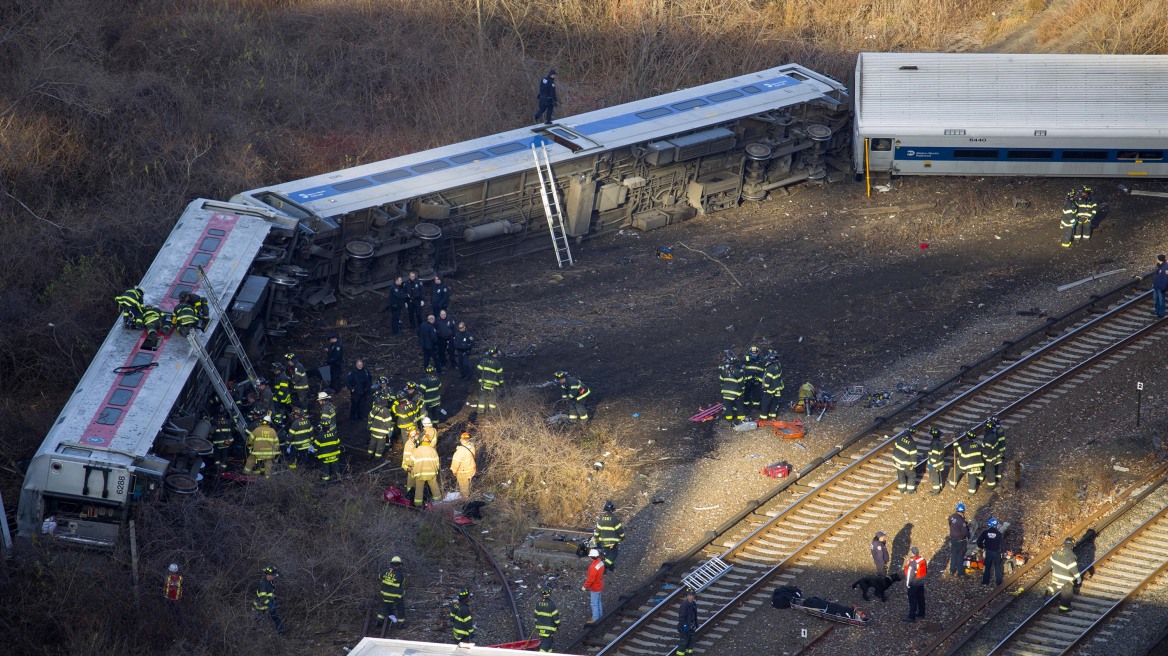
[231, 63, 851, 298]
[853, 52, 1168, 180]
[16, 200, 298, 548]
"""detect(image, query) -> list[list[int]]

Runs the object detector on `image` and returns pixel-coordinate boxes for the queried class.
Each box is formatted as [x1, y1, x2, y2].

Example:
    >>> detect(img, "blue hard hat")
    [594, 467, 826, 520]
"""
[988, 517, 999, 528]
[956, 503, 966, 513]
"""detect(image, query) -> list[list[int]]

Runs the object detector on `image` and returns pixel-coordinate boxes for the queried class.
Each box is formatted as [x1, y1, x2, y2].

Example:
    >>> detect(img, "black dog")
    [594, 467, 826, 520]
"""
[851, 572, 903, 602]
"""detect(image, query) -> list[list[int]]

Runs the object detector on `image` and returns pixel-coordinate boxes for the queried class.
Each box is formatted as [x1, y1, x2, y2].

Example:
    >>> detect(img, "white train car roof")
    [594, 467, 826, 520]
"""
[238, 63, 846, 219]
[855, 52, 1168, 137]
[32, 199, 274, 468]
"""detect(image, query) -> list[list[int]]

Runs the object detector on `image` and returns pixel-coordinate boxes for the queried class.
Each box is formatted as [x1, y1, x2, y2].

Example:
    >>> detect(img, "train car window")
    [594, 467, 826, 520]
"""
[635, 108, 672, 120]
[190, 253, 212, 267]
[953, 149, 1000, 159]
[371, 169, 412, 183]
[132, 352, 153, 366]
[1062, 151, 1108, 160]
[708, 90, 744, 102]
[1007, 150, 1054, 159]
[742, 86, 762, 94]
[120, 371, 145, 387]
[198, 237, 221, 252]
[1119, 151, 1164, 160]
[208, 229, 226, 236]
[97, 407, 122, 425]
[672, 99, 709, 111]
[487, 143, 525, 156]
[333, 178, 373, 192]
[870, 139, 892, 152]
[411, 160, 452, 174]
[108, 389, 133, 406]
[450, 151, 489, 164]
[180, 268, 199, 284]
[788, 72, 809, 81]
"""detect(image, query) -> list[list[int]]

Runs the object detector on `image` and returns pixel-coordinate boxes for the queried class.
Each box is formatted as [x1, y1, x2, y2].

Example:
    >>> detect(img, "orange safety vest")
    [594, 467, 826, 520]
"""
[164, 573, 183, 601]
[904, 555, 927, 581]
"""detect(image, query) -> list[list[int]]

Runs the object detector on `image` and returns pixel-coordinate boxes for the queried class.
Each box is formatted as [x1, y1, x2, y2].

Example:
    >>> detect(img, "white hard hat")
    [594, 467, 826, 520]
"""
[589, 548, 600, 558]
[317, 391, 331, 400]
[422, 416, 432, 426]
[262, 414, 272, 423]
[168, 563, 179, 573]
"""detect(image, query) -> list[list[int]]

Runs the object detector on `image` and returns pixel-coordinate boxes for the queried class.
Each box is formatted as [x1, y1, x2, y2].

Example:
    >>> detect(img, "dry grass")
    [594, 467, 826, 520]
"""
[1037, 0, 1168, 53]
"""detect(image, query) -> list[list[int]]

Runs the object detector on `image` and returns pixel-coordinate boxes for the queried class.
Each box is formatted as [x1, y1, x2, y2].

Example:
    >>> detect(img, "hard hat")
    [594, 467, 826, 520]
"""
[422, 416, 432, 426]
[460, 432, 471, 440]
[956, 503, 966, 513]
[168, 563, 179, 573]
[685, 587, 696, 596]
[179, 290, 190, 301]
[391, 556, 402, 564]
[378, 375, 389, 385]
[486, 347, 499, 356]
[317, 391, 331, 400]
[425, 365, 436, 373]
[256, 377, 268, 386]
[405, 380, 418, 389]
[588, 548, 600, 558]
[765, 350, 779, 362]
[964, 429, 976, 438]
[929, 427, 942, 437]
[540, 587, 551, 596]
[263, 566, 280, 576]
[554, 370, 568, 379]
[458, 588, 471, 599]
[988, 517, 999, 528]
[603, 500, 615, 512]
[261, 414, 272, 423]
[1065, 537, 1075, 546]
[748, 345, 760, 355]
[396, 390, 408, 399]
[284, 352, 295, 359]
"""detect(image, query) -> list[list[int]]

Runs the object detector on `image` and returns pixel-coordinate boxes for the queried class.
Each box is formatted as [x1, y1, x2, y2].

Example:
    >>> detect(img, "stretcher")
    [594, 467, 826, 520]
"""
[791, 596, 871, 626]
[689, 404, 723, 422]
[487, 638, 540, 650]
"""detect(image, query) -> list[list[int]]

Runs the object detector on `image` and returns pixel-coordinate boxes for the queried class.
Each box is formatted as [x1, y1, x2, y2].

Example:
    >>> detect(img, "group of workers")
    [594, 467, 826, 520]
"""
[1059, 185, 1098, 248]
[891, 416, 1007, 496]
[718, 345, 785, 423]
[115, 286, 210, 349]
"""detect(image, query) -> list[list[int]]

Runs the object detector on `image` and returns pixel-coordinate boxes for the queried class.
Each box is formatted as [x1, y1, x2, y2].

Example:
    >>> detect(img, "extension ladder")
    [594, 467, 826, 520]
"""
[681, 556, 733, 592]
[531, 143, 574, 268]
[186, 331, 250, 437]
[196, 265, 258, 387]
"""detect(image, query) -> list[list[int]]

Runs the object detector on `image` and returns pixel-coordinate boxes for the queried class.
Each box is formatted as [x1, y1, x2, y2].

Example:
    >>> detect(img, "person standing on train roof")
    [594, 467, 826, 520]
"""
[535, 70, 558, 125]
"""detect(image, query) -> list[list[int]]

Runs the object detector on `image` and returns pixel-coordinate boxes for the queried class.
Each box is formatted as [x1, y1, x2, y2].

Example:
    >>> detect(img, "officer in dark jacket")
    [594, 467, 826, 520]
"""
[385, 276, 410, 335]
[1154, 254, 1168, 318]
[871, 531, 889, 575]
[976, 517, 1005, 586]
[453, 322, 475, 380]
[534, 70, 557, 124]
[430, 276, 451, 314]
[346, 359, 373, 422]
[325, 332, 344, 388]
[418, 314, 440, 371]
[927, 428, 946, 494]
[435, 309, 456, 372]
[675, 588, 698, 656]
[404, 271, 425, 330]
[948, 504, 970, 576]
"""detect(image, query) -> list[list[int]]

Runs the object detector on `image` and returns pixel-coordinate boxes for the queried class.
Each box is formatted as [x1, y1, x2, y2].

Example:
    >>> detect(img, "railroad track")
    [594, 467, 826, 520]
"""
[586, 287, 1165, 656]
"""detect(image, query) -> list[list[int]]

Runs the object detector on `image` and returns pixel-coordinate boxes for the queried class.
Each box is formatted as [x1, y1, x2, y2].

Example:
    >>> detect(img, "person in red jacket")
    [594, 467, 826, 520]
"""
[582, 548, 605, 625]
[903, 546, 928, 623]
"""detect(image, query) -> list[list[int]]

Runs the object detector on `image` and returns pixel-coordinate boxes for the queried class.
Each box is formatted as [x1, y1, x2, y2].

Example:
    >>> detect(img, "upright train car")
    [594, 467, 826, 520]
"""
[16, 200, 297, 548]
[854, 52, 1168, 179]
[231, 64, 851, 297]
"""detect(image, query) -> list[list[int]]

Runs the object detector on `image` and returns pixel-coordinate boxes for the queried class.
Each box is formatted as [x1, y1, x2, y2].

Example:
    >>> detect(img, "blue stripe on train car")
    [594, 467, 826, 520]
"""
[284, 75, 801, 204]
[895, 147, 1165, 163]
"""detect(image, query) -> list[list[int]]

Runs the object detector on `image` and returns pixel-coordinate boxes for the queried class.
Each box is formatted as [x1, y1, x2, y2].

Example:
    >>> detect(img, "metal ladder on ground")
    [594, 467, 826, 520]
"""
[681, 556, 733, 592]
[531, 143, 574, 268]
[196, 264, 258, 387]
[186, 331, 250, 437]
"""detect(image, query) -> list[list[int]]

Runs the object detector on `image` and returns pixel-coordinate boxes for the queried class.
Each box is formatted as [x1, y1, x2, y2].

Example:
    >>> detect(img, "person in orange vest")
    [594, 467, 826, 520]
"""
[582, 548, 605, 626]
[903, 546, 928, 623]
[164, 563, 184, 626]
[450, 432, 477, 500]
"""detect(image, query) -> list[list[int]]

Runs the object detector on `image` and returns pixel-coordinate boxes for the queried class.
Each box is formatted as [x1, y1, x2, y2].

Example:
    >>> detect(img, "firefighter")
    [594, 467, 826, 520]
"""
[244, 415, 280, 478]
[178, 290, 209, 330]
[758, 349, 785, 420]
[718, 358, 745, 423]
[401, 428, 420, 494]
[976, 517, 1005, 587]
[211, 410, 235, 470]
[1074, 186, 1097, 243]
[982, 416, 1006, 488]
[451, 431, 477, 500]
[367, 394, 394, 459]
[420, 365, 444, 423]
[285, 353, 309, 408]
[411, 431, 441, 508]
[953, 430, 984, 494]
[252, 378, 274, 417]
[141, 305, 164, 350]
[741, 345, 766, 417]
[675, 588, 698, 656]
[164, 563, 184, 626]
[286, 407, 314, 469]
[376, 556, 406, 627]
[391, 390, 419, 446]
[421, 415, 438, 446]
[451, 588, 475, 643]
[475, 347, 504, 412]
[173, 300, 199, 336]
[272, 364, 294, 413]
[116, 286, 145, 328]
[254, 566, 286, 634]
[555, 370, 591, 423]
[1060, 188, 1078, 248]
[404, 270, 425, 331]
[314, 392, 343, 482]
[926, 428, 946, 494]
[534, 587, 560, 652]
[593, 500, 626, 572]
[1049, 537, 1081, 612]
[453, 321, 475, 380]
[892, 432, 919, 494]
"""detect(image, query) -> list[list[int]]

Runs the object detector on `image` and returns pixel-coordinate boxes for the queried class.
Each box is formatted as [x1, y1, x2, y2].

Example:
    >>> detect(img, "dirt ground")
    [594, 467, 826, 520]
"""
[284, 172, 1168, 652]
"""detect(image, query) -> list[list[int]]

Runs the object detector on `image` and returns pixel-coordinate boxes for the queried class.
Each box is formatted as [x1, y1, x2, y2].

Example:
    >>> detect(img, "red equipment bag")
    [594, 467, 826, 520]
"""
[763, 462, 791, 478]
[383, 485, 413, 507]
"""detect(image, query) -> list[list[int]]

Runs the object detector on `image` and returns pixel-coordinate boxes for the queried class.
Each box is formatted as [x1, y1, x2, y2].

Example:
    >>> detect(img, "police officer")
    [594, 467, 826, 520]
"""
[953, 430, 984, 494]
[1050, 537, 1082, 612]
[451, 588, 475, 643]
[419, 314, 440, 372]
[948, 503, 970, 576]
[926, 428, 946, 494]
[453, 321, 475, 380]
[116, 286, 145, 328]
[718, 358, 745, 423]
[871, 531, 889, 575]
[404, 270, 425, 330]
[976, 517, 1005, 586]
[534, 587, 560, 652]
[555, 370, 591, 424]
[535, 70, 557, 124]
[475, 347, 504, 412]
[254, 566, 286, 634]
[436, 309, 456, 371]
[385, 276, 409, 336]
[346, 359, 373, 422]
[741, 346, 765, 417]
[892, 432, 919, 494]
[593, 500, 626, 572]
[675, 588, 698, 656]
[758, 349, 785, 420]
[376, 556, 405, 627]
[430, 275, 451, 314]
[982, 417, 1006, 488]
[325, 332, 344, 388]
